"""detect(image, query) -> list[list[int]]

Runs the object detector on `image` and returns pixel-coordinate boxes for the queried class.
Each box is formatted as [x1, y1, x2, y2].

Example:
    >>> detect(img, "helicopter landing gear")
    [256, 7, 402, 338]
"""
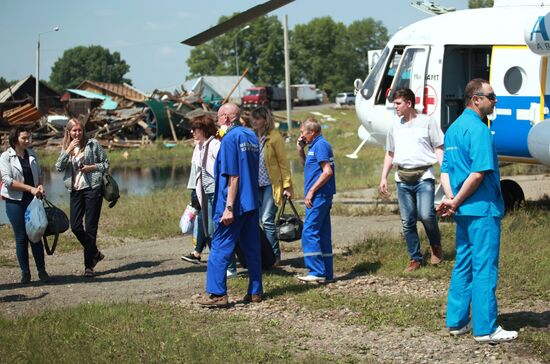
[500, 179, 525, 213]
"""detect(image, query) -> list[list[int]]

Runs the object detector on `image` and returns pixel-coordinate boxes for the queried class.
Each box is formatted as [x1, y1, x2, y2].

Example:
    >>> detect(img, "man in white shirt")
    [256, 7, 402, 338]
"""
[380, 88, 444, 272]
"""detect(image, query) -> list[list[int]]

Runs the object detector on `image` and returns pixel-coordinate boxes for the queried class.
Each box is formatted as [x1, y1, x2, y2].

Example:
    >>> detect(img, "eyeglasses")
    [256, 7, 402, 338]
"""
[217, 113, 236, 118]
[473, 92, 497, 101]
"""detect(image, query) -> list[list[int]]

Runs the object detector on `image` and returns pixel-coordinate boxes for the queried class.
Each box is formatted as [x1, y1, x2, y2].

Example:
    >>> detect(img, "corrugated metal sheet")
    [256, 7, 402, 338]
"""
[67, 89, 118, 110]
[76, 80, 148, 102]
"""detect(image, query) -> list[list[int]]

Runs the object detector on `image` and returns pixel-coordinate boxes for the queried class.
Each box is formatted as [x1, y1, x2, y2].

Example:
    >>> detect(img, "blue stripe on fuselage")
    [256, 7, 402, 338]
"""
[491, 95, 549, 158]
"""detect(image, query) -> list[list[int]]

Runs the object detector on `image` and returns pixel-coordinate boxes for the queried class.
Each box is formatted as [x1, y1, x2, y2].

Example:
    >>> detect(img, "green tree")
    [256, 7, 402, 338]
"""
[49, 45, 131, 91]
[187, 15, 284, 85]
[291, 17, 347, 95]
[469, 0, 494, 8]
[291, 17, 388, 96]
[347, 18, 389, 79]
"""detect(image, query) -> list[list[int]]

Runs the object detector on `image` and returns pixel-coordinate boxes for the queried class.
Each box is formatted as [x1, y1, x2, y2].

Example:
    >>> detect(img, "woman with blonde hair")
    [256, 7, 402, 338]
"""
[250, 106, 293, 266]
[55, 118, 109, 277]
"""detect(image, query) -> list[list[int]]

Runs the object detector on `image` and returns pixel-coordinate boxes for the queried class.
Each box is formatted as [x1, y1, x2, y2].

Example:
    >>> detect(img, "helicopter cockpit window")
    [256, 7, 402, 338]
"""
[375, 47, 404, 105]
[360, 47, 390, 101]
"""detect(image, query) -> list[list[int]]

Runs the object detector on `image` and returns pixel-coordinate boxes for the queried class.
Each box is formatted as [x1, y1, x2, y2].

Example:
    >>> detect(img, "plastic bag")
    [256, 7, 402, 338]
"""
[24, 197, 48, 243]
[179, 204, 198, 235]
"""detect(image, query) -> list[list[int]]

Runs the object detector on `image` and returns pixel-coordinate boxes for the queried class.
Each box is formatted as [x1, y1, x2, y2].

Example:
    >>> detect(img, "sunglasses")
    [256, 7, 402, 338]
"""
[474, 92, 497, 101]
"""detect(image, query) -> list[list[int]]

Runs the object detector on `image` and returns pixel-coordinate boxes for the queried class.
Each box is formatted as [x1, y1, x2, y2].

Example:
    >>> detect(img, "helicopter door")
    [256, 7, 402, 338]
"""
[386, 46, 430, 112]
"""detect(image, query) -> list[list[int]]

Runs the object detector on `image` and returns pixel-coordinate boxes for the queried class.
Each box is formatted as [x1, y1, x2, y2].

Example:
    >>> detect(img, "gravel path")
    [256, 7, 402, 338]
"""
[0, 176, 548, 362]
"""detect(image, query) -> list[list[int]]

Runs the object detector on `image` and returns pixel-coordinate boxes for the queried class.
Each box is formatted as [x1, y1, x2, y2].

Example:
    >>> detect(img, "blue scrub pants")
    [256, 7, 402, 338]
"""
[301, 194, 333, 280]
[446, 215, 500, 336]
[206, 209, 262, 296]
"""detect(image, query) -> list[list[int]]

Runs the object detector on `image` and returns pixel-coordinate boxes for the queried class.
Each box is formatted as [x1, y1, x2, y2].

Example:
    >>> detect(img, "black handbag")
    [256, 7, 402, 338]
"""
[276, 195, 303, 242]
[103, 172, 120, 208]
[42, 198, 69, 255]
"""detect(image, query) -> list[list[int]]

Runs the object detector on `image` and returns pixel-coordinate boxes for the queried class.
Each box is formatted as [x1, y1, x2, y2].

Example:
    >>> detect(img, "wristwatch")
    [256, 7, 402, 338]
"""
[225, 205, 233, 212]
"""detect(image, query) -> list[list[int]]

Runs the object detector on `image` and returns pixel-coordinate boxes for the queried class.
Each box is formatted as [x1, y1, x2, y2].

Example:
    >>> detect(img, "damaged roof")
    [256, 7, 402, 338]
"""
[0, 75, 59, 103]
[76, 80, 148, 103]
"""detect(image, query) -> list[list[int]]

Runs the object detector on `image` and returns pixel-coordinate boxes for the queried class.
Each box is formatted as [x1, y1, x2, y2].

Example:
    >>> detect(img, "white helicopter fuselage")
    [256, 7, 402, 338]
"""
[354, 0, 550, 166]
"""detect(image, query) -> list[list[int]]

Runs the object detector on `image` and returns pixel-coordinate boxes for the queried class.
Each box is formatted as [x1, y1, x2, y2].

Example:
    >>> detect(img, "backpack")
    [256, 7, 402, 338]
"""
[103, 173, 120, 208]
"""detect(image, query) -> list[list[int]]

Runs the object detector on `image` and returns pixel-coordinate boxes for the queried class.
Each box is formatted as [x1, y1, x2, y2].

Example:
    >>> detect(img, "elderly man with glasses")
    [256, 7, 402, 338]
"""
[196, 103, 263, 307]
[437, 78, 517, 344]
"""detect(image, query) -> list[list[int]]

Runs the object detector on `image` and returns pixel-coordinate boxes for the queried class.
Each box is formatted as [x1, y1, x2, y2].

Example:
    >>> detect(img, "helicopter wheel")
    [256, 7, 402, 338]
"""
[500, 179, 525, 213]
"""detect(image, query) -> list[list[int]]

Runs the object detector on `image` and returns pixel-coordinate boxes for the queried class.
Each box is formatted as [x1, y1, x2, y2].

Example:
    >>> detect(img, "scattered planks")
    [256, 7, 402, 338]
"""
[2, 103, 42, 125]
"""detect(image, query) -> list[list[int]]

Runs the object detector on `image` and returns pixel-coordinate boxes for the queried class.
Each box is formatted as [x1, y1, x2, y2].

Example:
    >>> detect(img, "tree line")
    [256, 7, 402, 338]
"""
[187, 15, 389, 97]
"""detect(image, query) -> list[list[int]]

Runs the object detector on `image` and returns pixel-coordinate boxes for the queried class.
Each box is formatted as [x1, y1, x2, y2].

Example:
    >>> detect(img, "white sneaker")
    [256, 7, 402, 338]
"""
[226, 269, 237, 279]
[449, 320, 472, 336]
[297, 275, 326, 283]
[474, 326, 518, 344]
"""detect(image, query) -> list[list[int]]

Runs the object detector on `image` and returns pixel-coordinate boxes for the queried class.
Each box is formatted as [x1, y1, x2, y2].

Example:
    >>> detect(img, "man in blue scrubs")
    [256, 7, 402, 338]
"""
[437, 79, 517, 344]
[197, 103, 263, 307]
[296, 118, 336, 283]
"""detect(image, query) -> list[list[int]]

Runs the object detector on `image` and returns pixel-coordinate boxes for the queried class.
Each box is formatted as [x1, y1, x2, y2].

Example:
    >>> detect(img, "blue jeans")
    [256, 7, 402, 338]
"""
[5, 197, 46, 275]
[259, 185, 279, 259]
[195, 193, 214, 254]
[396, 179, 441, 262]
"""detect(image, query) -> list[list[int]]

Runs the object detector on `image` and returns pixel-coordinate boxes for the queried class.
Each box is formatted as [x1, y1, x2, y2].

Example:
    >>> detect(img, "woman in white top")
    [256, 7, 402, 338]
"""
[181, 114, 220, 264]
[0, 126, 49, 284]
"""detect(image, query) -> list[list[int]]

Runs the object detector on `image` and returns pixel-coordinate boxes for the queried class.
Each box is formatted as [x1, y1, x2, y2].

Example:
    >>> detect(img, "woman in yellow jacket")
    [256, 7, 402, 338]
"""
[251, 106, 293, 266]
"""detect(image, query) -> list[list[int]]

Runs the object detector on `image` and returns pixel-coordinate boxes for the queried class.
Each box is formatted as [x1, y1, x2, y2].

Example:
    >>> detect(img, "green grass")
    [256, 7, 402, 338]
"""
[332, 207, 550, 302]
[0, 302, 329, 363]
[298, 291, 446, 331]
[2, 204, 548, 362]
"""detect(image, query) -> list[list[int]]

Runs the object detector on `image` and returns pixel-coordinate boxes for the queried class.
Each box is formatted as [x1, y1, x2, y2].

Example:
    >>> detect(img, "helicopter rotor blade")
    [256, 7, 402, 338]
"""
[181, 0, 294, 46]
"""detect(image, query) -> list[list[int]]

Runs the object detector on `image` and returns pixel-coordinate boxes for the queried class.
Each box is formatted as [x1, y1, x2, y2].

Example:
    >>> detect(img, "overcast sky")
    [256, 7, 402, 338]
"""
[1, 0, 467, 92]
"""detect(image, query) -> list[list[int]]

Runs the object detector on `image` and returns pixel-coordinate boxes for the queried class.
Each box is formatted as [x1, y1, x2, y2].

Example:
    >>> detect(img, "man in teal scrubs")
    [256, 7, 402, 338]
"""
[437, 78, 517, 344]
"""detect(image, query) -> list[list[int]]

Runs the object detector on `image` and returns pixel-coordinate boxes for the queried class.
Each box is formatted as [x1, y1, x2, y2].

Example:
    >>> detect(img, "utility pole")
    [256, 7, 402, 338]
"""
[284, 15, 292, 134]
[36, 26, 60, 109]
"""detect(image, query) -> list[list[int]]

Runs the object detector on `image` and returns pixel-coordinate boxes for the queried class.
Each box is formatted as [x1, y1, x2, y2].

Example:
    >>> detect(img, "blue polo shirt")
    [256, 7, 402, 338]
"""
[441, 109, 504, 217]
[213, 126, 260, 221]
[304, 134, 336, 196]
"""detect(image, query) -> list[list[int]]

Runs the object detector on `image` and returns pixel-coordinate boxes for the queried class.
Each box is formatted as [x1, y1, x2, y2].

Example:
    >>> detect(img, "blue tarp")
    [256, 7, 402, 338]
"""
[67, 89, 118, 110]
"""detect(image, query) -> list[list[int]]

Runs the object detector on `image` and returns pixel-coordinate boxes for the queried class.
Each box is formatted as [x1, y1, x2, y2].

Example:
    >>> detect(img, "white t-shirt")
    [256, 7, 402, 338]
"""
[386, 113, 444, 182]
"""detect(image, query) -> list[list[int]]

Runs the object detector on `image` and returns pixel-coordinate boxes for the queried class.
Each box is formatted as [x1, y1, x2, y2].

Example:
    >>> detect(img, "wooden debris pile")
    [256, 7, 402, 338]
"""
[1, 93, 214, 149]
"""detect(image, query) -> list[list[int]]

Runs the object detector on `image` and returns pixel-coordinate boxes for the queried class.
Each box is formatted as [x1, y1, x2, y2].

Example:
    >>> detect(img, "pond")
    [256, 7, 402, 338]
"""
[0, 165, 191, 225]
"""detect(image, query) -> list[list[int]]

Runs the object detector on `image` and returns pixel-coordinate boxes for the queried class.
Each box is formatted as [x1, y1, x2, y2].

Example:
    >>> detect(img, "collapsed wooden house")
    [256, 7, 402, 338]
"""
[0, 76, 213, 149]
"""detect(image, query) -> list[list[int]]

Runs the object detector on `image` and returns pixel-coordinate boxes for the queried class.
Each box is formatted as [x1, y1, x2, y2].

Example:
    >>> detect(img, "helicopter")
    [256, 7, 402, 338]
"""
[350, 0, 550, 210]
